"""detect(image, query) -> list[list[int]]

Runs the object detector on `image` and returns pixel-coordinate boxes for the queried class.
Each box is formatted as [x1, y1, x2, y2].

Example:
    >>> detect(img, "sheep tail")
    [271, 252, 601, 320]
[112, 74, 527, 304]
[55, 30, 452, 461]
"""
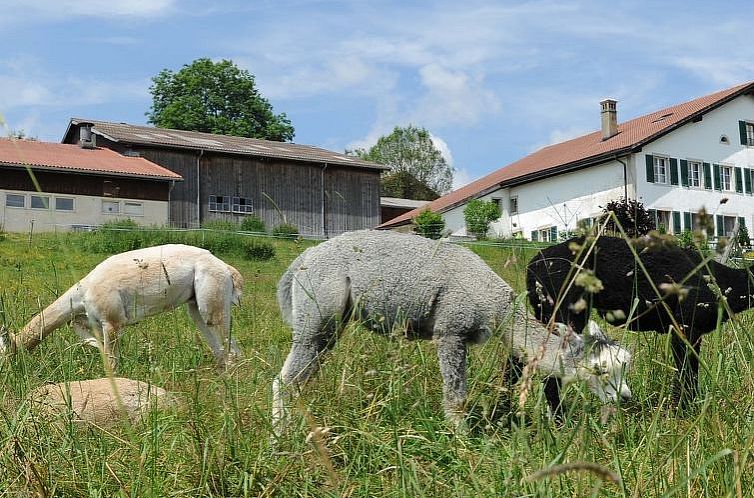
[226, 263, 244, 305]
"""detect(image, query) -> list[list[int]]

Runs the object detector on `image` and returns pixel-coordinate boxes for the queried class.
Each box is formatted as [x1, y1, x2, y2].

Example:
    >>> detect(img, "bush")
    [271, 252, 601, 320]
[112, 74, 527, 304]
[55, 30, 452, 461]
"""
[240, 215, 266, 233]
[600, 198, 655, 238]
[272, 223, 299, 239]
[463, 199, 501, 239]
[201, 219, 238, 232]
[242, 238, 276, 261]
[412, 209, 445, 239]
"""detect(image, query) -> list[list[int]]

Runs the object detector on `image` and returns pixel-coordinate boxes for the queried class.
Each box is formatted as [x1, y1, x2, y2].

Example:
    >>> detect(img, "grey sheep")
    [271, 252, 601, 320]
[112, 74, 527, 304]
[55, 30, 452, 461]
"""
[273, 230, 631, 436]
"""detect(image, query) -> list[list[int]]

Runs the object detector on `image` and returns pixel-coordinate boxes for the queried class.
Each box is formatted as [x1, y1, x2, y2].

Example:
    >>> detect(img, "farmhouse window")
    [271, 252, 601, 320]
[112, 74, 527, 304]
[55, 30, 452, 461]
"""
[535, 226, 557, 242]
[102, 200, 120, 214]
[30, 195, 50, 210]
[509, 196, 518, 215]
[687, 161, 701, 188]
[720, 166, 733, 191]
[55, 197, 74, 211]
[124, 201, 144, 216]
[232, 196, 253, 214]
[209, 195, 231, 212]
[5, 193, 24, 208]
[653, 156, 669, 184]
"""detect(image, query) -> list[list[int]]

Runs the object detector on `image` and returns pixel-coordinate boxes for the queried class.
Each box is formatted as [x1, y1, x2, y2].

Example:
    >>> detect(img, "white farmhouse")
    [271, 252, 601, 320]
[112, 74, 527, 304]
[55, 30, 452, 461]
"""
[380, 81, 754, 241]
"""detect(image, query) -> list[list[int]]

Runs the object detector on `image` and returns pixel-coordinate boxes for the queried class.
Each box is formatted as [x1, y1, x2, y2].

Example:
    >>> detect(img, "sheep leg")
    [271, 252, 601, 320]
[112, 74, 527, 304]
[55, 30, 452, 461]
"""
[99, 321, 120, 372]
[436, 335, 468, 431]
[543, 377, 565, 422]
[670, 329, 702, 405]
[272, 329, 337, 440]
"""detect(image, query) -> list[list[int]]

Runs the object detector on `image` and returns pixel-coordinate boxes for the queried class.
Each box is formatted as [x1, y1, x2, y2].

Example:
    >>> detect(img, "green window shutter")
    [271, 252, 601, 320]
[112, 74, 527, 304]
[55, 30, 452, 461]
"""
[746, 168, 753, 194]
[531, 230, 538, 242]
[703, 162, 712, 190]
[669, 158, 679, 185]
[684, 211, 692, 231]
[648, 209, 657, 229]
[741, 120, 749, 145]
[550, 226, 558, 242]
[645, 154, 654, 183]
[680, 159, 688, 187]
[736, 167, 744, 193]
[713, 163, 721, 191]
[672, 211, 681, 234]
[716, 215, 724, 236]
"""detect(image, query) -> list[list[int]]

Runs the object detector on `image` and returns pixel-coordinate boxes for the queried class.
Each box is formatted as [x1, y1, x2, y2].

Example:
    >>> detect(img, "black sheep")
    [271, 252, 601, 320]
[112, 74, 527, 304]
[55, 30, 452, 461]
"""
[525, 235, 754, 407]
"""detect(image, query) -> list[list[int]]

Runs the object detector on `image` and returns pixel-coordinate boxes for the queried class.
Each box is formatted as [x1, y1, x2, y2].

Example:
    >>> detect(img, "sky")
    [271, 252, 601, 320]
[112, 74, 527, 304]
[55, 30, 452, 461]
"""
[1, 0, 753, 191]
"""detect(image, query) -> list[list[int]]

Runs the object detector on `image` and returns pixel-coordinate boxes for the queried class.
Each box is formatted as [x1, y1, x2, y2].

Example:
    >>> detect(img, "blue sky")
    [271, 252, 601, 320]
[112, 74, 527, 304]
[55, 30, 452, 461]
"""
[1, 0, 753, 189]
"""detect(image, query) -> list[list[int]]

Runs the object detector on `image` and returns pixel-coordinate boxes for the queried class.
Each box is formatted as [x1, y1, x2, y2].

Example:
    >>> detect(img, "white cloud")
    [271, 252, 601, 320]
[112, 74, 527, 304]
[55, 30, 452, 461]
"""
[429, 133, 454, 167]
[452, 168, 477, 190]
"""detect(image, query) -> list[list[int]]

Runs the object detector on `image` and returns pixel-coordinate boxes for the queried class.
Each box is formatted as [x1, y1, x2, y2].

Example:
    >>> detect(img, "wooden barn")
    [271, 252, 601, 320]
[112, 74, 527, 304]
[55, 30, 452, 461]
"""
[62, 119, 388, 236]
[0, 138, 181, 232]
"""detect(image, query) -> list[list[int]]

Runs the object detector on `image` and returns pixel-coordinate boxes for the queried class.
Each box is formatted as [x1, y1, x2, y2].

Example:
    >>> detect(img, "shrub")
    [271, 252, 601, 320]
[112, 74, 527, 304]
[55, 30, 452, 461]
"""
[202, 219, 238, 232]
[240, 215, 266, 233]
[600, 198, 655, 238]
[242, 238, 276, 261]
[412, 209, 445, 239]
[463, 199, 501, 239]
[272, 223, 299, 239]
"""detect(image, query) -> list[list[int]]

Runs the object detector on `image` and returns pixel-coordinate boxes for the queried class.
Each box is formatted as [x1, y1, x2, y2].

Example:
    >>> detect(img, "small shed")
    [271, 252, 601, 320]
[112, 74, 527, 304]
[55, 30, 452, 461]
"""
[0, 138, 181, 232]
[380, 197, 429, 224]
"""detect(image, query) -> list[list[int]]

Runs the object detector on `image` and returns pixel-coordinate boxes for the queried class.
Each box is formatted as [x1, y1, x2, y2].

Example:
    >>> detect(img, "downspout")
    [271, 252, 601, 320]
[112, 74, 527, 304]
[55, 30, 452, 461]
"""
[616, 156, 629, 199]
[321, 163, 328, 238]
[196, 149, 204, 227]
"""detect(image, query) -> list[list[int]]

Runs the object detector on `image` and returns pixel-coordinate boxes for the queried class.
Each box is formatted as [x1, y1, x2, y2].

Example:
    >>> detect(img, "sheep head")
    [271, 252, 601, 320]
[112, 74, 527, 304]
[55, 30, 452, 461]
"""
[557, 321, 632, 404]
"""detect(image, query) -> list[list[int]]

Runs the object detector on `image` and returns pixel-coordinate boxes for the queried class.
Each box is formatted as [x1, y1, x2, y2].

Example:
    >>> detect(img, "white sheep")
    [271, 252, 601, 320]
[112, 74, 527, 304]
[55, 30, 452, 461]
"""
[272, 230, 631, 436]
[1, 244, 243, 371]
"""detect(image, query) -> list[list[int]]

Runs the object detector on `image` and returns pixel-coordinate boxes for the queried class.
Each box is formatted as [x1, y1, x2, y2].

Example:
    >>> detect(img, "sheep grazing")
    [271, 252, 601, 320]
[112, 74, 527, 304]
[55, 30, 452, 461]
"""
[272, 230, 632, 437]
[1, 244, 243, 371]
[527, 234, 754, 405]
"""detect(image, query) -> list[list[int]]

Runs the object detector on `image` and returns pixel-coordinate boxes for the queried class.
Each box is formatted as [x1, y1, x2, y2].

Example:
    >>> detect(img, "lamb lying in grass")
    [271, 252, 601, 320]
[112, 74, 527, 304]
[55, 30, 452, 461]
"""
[272, 230, 632, 436]
[1, 244, 243, 371]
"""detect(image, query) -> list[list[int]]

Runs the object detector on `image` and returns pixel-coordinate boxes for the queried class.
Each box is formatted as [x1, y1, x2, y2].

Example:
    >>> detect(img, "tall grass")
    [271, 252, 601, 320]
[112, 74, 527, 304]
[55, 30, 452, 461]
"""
[0, 230, 752, 496]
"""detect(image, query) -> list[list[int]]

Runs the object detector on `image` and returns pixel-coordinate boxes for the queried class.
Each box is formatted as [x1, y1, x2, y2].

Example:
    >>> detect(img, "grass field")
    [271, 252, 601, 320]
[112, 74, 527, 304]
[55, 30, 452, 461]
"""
[0, 230, 753, 497]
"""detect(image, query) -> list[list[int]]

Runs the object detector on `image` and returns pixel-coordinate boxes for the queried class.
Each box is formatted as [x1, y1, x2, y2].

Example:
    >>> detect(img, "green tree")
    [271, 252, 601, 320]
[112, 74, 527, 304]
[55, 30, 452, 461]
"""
[464, 199, 501, 239]
[147, 58, 294, 141]
[350, 125, 453, 200]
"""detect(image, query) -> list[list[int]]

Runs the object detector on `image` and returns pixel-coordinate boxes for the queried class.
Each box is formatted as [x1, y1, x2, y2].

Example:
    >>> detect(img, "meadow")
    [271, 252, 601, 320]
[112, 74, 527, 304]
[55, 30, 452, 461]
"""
[0, 229, 752, 497]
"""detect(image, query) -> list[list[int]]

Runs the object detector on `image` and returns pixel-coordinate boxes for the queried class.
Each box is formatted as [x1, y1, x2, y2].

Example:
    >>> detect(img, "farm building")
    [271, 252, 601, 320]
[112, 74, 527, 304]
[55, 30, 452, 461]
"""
[380, 197, 429, 224]
[62, 119, 388, 236]
[0, 138, 181, 232]
[381, 81, 754, 241]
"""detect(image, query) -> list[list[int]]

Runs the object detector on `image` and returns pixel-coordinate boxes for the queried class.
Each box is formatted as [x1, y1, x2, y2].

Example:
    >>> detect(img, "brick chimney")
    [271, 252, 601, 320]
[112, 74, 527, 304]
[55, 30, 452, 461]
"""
[79, 122, 97, 149]
[600, 98, 618, 139]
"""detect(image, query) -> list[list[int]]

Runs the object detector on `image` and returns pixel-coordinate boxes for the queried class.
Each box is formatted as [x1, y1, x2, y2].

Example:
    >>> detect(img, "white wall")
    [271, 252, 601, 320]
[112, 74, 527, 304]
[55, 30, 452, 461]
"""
[0, 189, 170, 232]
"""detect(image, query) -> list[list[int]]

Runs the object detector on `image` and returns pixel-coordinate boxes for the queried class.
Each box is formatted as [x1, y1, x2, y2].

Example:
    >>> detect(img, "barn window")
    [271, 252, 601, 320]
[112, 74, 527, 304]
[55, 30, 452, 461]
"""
[30, 195, 50, 209]
[124, 201, 144, 216]
[102, 200, 120, 214]
[209, 195, 231, 212]
[5, 193, 25, 208]
[232, 196, 253, 214]
[55, 197, 74, 211]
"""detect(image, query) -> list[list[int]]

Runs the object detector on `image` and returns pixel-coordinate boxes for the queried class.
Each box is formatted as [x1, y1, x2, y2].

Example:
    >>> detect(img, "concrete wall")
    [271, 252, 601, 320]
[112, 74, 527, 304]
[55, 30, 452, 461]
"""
[0, 189, 170, 232]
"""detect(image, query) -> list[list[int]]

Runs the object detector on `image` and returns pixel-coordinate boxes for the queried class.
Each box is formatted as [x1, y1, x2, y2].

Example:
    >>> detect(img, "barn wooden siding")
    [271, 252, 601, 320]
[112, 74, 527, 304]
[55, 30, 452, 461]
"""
[90, 136, 381, 235]
[0, 166, 170, 201]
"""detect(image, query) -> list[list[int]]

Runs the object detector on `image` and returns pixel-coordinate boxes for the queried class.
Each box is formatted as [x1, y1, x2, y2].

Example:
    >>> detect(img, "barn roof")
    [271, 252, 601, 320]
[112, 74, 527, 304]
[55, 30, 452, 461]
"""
[0, 138, 183, 181]
[380, 81, 754, 228]
[64, 119, 389, 171]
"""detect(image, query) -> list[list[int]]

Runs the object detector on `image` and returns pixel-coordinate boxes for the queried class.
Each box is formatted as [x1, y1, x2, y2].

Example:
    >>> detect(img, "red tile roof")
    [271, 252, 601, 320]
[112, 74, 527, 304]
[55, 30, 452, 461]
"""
[64, 119, 389, 171]
[0, 139, 182, 181]
[380, 81, 754, 228]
